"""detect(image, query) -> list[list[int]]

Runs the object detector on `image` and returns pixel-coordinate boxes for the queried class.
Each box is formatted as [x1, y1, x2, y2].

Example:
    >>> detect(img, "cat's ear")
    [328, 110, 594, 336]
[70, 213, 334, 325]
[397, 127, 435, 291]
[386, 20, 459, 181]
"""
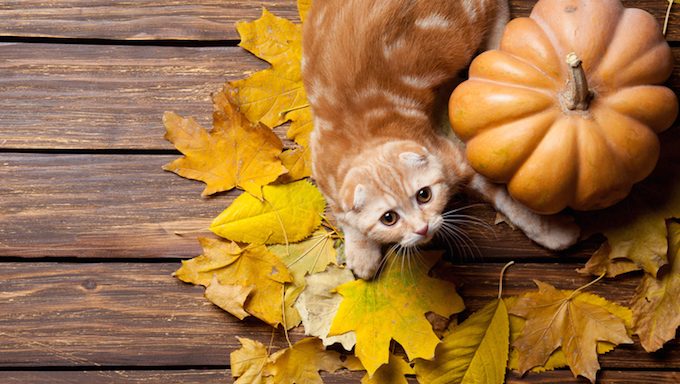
[399, 152, 428, 167]
[352, 184, 367, 211]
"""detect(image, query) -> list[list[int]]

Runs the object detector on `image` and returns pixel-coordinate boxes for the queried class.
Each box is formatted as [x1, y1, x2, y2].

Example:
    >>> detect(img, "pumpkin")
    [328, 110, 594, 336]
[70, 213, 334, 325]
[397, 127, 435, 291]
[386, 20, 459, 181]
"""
[450, 0, 678, 214]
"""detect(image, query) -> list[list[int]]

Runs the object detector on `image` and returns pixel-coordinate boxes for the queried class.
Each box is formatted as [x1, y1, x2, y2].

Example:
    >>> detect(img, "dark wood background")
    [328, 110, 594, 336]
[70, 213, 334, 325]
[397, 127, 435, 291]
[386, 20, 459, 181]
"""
[1, 1, 678, 383]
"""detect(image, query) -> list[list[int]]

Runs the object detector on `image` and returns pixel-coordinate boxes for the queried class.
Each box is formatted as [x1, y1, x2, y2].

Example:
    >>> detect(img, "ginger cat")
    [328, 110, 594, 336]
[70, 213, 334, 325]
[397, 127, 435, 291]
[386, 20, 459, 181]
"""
[302, 0, 580, 279]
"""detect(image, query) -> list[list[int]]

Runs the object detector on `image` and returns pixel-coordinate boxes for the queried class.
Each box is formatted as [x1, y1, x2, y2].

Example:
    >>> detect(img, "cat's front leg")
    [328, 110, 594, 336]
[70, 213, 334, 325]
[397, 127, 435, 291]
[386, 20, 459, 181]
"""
[342, 225, 383, 280]
[467, 174, 580, 250]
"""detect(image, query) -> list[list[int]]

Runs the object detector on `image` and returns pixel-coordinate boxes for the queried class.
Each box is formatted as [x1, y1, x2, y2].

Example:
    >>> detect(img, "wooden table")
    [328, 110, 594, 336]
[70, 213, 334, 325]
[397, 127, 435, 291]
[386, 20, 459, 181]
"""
[1, 1, 679, 383]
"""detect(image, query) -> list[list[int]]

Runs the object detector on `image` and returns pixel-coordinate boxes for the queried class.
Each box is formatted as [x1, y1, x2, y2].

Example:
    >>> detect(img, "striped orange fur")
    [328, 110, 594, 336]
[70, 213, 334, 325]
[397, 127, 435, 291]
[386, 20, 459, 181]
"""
[303, 0, 579, 279]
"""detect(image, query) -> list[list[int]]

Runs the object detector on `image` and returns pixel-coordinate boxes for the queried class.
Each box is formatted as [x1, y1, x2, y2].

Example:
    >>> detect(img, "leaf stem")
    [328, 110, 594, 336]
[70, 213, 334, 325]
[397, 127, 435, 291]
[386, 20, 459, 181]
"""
[281, 285, 293, 349]
[279, 104, 310, 117]
[566, 272, 606, 301]
[172, 228, 210, 236]
[498, 261, 515, 299]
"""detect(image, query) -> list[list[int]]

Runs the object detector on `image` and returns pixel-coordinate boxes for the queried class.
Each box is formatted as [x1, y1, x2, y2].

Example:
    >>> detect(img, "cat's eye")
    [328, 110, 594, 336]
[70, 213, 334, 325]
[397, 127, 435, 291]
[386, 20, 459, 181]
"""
[380, 211, 400, 226]
[416, 187, 432, 204]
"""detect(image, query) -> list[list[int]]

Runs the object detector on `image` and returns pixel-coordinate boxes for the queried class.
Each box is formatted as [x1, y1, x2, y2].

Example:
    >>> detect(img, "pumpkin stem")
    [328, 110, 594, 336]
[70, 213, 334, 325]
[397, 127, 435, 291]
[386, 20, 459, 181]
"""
[564, 52, 592, 111]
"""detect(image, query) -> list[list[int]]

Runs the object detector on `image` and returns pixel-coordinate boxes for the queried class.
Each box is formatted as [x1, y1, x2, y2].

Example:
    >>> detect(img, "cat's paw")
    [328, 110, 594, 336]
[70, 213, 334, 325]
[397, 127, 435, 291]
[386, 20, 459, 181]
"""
[529, 214, 581, 251]
[346, 255, 380, 280]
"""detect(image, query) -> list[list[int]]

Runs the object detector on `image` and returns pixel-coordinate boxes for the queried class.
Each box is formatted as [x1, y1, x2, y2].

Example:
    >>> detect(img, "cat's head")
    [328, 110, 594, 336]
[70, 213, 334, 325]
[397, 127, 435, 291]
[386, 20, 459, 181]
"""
[338, 140, 453, 248]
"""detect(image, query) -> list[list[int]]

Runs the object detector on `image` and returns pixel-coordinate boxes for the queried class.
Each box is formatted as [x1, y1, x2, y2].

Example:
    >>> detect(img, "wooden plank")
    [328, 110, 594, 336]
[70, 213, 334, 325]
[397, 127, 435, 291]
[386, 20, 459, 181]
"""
[507, 370, 680, 383]
[0, 262, 304, 367]
[2, 370, 678, 384]
[0, 370, 368, 383]
[0, 1, 299, 41]
[0, 1, 678, 42]
[0, 262, 678, 369]
[0, 43, 268, 150]
[1, 43, 679, 151]
[0, 154, 225, 258]
[1, 370, 232, 384]
[0, 153, 595, 260]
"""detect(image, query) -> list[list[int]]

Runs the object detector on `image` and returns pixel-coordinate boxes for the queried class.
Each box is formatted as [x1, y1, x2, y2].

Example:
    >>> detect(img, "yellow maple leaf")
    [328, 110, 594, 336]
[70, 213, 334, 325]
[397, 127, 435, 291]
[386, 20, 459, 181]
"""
[174, 238, 293, 326]
[579, 128, 680, 277]
[285, 107, 314, 147]
[329, 252, 465, 376]
[204, 275, 253, 320]
[631, 220, 680, 352]
[269, 229, 338, 329]
[414, 298, 509, 384]
[362, 354, 413, 384]
[508, 280, 633, 383]
[279, 146, 312, 183]
[211, 180, 326, 245]
[163, 89, 287, 199]
[297, 0, 312, 23]
[230, 9, 309, 131]
[230, 2, 315, 165]
[231, 337, 272, 384]
[264, 337, 359, 384]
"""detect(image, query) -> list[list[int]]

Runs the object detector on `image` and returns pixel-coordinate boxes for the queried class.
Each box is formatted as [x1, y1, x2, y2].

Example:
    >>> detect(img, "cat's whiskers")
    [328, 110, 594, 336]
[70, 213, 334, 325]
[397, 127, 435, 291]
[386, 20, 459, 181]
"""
[438, 221, 483, 261]
[443, 214, 494, 233]
[443, 221, 482, 259]
[442, 203, 486, 214]
[437, 224, 472, 260]
[373, 243, 399, 280]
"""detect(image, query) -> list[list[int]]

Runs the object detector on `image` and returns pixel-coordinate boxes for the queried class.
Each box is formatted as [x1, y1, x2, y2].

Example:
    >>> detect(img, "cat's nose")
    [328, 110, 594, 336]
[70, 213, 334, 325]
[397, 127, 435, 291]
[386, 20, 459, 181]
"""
[415, 224, 429, 236]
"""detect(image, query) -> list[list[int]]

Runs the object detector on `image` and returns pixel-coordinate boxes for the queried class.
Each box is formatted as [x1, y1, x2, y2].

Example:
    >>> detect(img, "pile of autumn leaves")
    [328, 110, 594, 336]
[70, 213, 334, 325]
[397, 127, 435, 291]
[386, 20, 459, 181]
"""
[161, 1, 680, 383]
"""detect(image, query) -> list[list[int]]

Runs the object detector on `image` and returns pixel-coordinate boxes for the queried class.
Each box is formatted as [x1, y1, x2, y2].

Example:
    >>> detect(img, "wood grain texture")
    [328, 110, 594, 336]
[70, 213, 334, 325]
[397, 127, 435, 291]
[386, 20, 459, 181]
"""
[0, 370, 367, 383]
[0, 154, 226, 258]
[0, 153, 597, 260]
[0, 262, 678, 369]
[2, 370, 232, 384]
[0, 43, 268, 150]
[4, 370, 678, 384]
[507, 370, 680, 383]
[0, 1, 678, 41]
[0, 1, 300, 41]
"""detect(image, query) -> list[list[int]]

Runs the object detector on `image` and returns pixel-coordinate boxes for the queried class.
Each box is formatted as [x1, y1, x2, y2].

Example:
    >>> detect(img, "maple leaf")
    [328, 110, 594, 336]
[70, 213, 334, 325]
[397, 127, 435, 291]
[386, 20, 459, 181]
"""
[231, 337, 272, 384]
[279, 146, 312, 183]
[229, 3, 315, 157]
[264, 337, 359, 384]
[294, 265, 357, 350]
[230, 8, 310, 134]
[631, 220, 680, 352]
[269, 229, 338, 329]
[414, 298, 509, 384]
[297, 0, 312, 23]
[285, 107, 314, 147]
[163, 89, 287, 199]
[579, 128, 680, 277]
[362, 354, 414, 384]
[508, 281, 633, 382]
[204, 275, 253, 320]
[174, 238, 293, 326]
[505, 295, 628, 374]
[210, 180, 326, 245]
[329, 252, 465, 376]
